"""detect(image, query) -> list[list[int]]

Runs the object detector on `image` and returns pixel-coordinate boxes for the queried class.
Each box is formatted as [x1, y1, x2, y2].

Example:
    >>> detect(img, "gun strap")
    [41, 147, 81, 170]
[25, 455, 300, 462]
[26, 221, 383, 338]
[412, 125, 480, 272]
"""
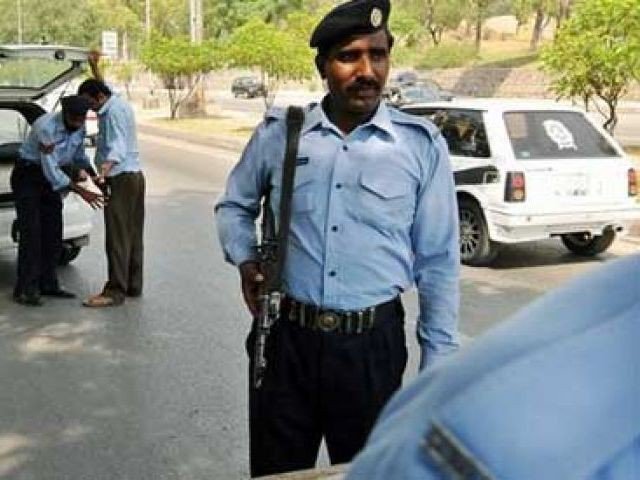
[273, 106, 304, 289]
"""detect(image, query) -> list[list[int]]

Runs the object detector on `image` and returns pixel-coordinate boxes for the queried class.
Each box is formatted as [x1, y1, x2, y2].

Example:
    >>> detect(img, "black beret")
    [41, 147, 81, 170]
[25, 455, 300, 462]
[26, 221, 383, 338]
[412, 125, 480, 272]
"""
[310, 0, 391, 51]
[60, 95, 90, 116]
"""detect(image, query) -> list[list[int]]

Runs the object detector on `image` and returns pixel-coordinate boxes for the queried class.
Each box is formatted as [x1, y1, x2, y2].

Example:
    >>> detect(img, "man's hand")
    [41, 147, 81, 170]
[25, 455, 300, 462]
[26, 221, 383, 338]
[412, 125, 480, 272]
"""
[76, 169, 89, 182]
[239, 261, 264, 317]
[72, 184, 104, 210]
[38, 142, 55, 155]
[88, 50, 100, 67]
[92, 175, 111, 198]
[88, 50, 104, 82]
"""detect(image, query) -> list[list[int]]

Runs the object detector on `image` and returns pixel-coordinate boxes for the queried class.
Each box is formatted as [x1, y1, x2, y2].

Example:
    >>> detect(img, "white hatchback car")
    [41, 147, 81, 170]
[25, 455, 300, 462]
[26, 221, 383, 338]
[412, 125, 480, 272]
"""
[0, 45, 95, 265]
[402, 99, 640, 265]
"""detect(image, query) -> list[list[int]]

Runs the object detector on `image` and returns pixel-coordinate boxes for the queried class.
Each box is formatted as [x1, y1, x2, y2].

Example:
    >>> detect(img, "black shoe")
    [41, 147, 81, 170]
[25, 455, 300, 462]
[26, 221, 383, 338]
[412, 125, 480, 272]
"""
[41, 288, 76, 299]
[14, 293, 44, 306]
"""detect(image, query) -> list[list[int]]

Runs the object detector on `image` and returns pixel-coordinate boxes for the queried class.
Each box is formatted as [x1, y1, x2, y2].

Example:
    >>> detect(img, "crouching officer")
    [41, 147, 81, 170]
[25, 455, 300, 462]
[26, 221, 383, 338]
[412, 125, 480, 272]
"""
[347, 254, 640, 480]
[11, 95, 103, 306]
[215, 0, 460, 476]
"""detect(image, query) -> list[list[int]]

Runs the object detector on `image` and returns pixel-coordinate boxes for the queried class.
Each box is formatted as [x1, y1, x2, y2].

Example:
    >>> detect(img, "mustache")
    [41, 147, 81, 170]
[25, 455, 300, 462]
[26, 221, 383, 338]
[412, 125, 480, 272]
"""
[347, 77, 381, 93]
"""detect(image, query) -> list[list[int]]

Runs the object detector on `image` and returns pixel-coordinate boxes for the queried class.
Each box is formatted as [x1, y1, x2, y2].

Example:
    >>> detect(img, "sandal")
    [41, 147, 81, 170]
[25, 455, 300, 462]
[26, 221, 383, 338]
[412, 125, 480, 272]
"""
[82, 294, 119, 308]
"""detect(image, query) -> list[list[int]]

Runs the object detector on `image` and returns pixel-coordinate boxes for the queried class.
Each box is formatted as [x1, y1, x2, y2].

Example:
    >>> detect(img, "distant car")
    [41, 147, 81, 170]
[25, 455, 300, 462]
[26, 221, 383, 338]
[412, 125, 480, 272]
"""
[402, 99, 640, 265]
[0, 45, 96, 265]
[385, 79, 454, 107]
[390, 70, 418, 87]
[231, 76, 266, 99]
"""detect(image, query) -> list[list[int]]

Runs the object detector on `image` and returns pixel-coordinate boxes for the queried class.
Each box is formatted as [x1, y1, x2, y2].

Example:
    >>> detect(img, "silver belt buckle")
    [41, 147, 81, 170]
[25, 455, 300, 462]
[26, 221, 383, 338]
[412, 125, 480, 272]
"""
[317, 312, 340, 332]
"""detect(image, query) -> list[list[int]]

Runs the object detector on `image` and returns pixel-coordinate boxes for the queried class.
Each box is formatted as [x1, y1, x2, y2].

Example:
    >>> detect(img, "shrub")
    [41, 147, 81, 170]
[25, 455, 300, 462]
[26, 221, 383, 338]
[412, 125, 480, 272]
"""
[416, 43, 477, 69]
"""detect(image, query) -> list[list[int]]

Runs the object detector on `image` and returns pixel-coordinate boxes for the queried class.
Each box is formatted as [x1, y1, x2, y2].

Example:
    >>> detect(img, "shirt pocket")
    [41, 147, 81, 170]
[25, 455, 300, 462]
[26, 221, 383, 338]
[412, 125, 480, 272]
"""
[271, 172, 316, 215]
[357, 171, 414, 230]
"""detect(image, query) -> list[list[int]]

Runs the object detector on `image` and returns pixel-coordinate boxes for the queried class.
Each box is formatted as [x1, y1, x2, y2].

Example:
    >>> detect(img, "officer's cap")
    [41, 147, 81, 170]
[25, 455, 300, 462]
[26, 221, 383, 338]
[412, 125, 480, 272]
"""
[60, 95, 90, 116]
[310, 0, 391, 52]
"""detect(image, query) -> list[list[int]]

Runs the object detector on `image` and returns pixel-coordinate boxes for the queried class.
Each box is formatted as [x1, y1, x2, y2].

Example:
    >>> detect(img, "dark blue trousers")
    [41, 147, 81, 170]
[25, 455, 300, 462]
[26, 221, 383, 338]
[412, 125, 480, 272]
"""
[10, 163, 63, 297]
[248, 298, 407, 477]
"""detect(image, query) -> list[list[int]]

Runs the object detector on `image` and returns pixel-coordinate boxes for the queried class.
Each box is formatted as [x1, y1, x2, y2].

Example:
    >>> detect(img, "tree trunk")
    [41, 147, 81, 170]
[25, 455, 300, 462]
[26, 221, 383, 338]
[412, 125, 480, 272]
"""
[475, 14, 482, 51]
[557, 0, 572, 30]
[530, 7, 545, 51]
[429, 26, 443, 45]
[602, 98, 618, 134]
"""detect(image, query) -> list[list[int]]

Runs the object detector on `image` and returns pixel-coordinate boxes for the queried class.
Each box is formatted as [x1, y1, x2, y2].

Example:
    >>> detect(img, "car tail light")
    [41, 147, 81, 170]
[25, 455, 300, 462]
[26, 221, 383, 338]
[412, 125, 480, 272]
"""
[629, 168, 638, 197]
[505, 171, 526, 202]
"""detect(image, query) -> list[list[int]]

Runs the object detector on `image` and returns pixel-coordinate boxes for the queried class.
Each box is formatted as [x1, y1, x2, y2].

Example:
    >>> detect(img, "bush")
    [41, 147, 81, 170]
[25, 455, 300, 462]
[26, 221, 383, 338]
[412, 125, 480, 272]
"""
[416, 43, 477, 69]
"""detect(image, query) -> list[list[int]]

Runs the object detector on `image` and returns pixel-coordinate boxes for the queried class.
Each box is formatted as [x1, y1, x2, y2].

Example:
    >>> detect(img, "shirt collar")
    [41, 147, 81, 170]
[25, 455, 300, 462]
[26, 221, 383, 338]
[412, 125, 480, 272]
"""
[98, 95, 116, 116]
[302, 96, 396, 141]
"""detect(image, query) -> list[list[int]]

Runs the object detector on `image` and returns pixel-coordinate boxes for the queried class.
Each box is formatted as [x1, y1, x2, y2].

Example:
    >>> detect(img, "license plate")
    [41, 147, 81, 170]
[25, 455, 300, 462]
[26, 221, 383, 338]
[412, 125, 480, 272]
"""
[553, 174, 589, 197]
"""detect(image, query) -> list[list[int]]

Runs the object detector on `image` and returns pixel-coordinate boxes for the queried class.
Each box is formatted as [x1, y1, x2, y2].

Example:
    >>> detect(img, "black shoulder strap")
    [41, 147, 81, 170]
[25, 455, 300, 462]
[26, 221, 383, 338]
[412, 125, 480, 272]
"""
[273, 106, 304, 289]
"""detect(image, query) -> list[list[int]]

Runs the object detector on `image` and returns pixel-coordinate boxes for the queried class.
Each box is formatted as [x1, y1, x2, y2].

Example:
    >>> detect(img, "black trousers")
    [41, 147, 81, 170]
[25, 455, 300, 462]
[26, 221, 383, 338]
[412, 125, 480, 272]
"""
[248, 298, 407, 478]
[10, 163, 63, 297]
[102, 172, 145, 302]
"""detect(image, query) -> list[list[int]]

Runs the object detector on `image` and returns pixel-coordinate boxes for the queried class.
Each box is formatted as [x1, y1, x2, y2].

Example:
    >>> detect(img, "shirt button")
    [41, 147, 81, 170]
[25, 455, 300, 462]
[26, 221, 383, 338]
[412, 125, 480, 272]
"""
[331, 225, 338, 232]
[329, 271, 336, 277]
[336, 183, 342, 189]
[342, 145, 348, 151]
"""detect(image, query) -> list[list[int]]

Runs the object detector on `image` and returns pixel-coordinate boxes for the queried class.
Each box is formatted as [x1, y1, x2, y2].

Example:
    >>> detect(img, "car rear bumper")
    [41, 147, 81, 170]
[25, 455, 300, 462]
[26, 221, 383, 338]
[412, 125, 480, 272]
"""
[485, 204, 640, 243]
[62, 194, 94, 241]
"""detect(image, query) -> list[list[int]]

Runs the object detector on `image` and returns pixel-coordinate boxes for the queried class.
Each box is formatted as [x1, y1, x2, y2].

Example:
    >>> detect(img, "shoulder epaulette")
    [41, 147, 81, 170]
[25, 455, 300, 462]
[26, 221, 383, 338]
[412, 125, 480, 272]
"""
[264, 106, 287, 123]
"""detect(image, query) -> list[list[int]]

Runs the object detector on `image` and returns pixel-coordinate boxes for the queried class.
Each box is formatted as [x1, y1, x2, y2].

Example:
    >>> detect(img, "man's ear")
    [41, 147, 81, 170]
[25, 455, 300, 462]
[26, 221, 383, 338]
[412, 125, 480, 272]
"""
[314, 54, 326, 79]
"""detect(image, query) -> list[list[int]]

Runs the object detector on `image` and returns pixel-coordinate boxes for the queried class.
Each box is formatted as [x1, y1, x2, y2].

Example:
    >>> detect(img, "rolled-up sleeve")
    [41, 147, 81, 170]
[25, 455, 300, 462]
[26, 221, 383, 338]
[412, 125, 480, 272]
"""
[412, 133, 460, 370]
[214, 125, 270, 266]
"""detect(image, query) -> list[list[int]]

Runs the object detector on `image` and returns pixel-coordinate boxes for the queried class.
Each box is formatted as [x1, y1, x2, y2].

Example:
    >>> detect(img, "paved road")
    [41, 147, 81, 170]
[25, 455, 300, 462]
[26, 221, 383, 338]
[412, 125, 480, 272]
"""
[0, 133, 637, 479]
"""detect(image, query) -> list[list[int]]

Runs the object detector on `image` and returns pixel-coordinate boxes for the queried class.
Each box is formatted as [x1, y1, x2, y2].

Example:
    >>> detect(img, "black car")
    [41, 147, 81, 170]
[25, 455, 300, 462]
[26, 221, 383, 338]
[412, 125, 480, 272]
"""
[231, 76, 266, 99]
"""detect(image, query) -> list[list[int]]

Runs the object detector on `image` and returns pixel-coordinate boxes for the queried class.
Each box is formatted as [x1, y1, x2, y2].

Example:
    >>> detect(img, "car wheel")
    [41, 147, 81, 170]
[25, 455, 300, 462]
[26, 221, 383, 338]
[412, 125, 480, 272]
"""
[561, 229, 615, 256]
[58, 244, 82, 266]
[458, 198, 499, 266]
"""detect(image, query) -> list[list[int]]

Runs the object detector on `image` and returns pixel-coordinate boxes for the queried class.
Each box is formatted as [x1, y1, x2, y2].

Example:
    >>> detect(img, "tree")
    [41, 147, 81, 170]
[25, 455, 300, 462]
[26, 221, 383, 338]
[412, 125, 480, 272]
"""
[541, 0, 640, 133]
[469, 0, 490, 51]
[204, 0, 305, 39]
[107, 61, 140, 100]
[422, 0, 465, 46]
[222, 16, 315, 109]
[140, 34, 220, 119]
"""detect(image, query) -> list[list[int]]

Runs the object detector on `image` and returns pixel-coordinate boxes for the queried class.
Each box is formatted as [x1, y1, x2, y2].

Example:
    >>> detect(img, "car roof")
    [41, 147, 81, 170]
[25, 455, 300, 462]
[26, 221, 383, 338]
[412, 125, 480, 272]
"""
[401, 98, 584, 113]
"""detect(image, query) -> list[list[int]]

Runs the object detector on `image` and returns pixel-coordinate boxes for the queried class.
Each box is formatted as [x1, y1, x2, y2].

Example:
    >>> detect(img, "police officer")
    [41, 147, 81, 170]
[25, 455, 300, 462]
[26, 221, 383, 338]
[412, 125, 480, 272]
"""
[347, 254, 640, 480]
[11, 95, 103, 306]
[215, 0, 460, 476]
[78, 53, 145, 308]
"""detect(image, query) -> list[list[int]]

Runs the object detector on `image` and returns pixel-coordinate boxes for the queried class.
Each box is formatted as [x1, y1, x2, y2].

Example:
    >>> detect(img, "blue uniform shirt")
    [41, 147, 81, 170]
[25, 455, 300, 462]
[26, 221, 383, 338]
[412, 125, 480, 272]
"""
[215, 101, 460, 368]
[19, 111, 91, 191]
[347, 254, 640, 480]
[95, 94, 141, 176]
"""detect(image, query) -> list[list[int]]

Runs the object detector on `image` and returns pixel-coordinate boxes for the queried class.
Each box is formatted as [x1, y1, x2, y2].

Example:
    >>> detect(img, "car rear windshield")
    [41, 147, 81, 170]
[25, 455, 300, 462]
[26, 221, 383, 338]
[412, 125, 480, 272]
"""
[0, 58, 69, 90]
[504, 111, 620, 160]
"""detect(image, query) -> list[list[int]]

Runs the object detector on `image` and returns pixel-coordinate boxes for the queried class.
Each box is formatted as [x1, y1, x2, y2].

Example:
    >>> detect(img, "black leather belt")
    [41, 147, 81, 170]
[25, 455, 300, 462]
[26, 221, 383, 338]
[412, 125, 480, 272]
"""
[282, 297, 397, 334]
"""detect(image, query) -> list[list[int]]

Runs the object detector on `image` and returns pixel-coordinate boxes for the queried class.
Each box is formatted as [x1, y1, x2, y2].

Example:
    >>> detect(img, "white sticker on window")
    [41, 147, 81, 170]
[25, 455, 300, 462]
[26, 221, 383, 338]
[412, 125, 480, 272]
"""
[543, 120, 577, 150]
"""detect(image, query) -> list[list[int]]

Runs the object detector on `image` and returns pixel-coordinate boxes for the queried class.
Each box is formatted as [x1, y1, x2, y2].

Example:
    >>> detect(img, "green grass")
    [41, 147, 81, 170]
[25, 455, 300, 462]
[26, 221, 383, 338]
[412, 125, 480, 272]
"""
[149, 116, 256, 138]
[395, 38, 541, 70]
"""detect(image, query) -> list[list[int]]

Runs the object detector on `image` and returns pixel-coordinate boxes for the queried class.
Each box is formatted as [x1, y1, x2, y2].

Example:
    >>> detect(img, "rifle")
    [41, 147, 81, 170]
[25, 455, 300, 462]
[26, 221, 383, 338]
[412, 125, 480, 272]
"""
[253, 106, 304, 389]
